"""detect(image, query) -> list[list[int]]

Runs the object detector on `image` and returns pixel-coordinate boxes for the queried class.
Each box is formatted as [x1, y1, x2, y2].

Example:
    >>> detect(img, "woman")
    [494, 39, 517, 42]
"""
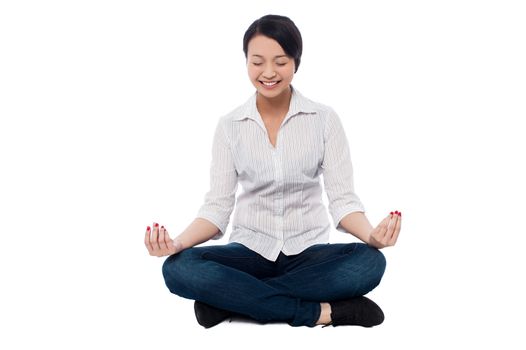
[144, 14, 402, 328]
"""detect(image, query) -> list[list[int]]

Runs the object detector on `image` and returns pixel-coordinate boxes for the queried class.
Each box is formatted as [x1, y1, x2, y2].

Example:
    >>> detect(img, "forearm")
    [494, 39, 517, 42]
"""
[338, 211, 374, 244]
[175, 218, 221, 250]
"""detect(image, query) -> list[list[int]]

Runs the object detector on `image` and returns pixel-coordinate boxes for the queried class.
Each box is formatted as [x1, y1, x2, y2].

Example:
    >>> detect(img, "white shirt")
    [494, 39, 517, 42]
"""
[196, 87, 365, 261]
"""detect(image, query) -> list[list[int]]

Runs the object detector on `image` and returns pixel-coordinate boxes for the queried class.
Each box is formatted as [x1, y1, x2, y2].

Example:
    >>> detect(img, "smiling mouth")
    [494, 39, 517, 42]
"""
[259, 80, 281, 87]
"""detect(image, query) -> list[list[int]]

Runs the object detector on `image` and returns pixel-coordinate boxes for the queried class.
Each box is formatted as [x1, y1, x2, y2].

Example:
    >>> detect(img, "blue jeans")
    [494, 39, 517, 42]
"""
[162, 242, 386, 327]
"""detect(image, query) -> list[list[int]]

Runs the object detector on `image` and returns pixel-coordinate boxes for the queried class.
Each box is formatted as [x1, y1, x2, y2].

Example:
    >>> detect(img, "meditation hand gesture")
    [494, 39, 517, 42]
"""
[368, 211, 402, 249]
[144, 223, 183, 257]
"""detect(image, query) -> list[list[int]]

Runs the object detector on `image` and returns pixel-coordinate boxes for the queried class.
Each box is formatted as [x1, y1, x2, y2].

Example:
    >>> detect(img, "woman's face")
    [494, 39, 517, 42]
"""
[246, 34, 295, 100]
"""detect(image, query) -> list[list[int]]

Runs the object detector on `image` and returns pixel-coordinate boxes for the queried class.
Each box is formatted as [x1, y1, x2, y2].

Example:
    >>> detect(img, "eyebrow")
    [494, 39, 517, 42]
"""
[251, 54, 289, 59]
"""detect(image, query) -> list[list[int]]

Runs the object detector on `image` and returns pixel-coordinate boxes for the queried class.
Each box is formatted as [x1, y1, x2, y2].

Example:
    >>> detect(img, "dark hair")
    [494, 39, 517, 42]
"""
[243, 15, 303, 73]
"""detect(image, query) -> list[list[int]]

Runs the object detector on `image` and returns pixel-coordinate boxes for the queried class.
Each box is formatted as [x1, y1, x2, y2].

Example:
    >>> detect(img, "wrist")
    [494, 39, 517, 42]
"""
[366, 231, 378, 248]
[365, 231, 372, 245]
[172, 238, 185, 253]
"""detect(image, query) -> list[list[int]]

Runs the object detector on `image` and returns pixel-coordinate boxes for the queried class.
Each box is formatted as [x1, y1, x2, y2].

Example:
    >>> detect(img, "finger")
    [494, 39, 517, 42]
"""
[144, 226, 153, 253]
[386, 212, 399, 241]
[163, 228, 176, 253]
[373, 214, 390, 242]
[158, 226, 168, 250]
[390, 213, 402, 245]
[382, 213, 396, 245]
[150, 222, 161, 251]
[376, 215, 390, 237]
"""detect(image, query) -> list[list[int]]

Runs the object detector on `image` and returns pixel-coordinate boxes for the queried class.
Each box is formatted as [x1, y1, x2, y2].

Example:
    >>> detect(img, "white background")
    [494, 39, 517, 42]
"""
[1, 0, 525, 348]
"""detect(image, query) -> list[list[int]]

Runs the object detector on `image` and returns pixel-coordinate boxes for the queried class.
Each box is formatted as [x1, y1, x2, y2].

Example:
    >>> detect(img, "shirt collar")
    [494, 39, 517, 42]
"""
[233, 86, 317, 122]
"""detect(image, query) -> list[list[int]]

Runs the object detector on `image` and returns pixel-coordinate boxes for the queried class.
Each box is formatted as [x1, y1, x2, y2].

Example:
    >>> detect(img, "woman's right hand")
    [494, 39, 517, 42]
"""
[144, 223, 183, 257]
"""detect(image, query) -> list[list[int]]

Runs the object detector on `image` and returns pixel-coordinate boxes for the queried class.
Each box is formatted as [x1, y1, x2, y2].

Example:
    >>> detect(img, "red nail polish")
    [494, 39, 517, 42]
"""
[390, 212, 394, 215]
[154, 223, 159, 227]
[398, 212, 402, 216]
[147, 226, 151, 231]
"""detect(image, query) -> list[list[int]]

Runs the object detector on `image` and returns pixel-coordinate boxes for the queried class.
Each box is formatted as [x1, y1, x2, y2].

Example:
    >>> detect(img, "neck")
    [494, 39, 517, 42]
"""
[256, 86, 292, 117]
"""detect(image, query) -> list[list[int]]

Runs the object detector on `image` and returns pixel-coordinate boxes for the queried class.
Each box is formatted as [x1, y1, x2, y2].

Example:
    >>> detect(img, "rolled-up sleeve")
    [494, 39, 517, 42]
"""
[196, 119, 238, 239]
[321, 109, 365, 233]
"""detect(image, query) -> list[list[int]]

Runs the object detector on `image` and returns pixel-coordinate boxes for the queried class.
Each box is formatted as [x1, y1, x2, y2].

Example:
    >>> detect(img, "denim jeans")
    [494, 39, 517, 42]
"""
[162, 242, 386, 327]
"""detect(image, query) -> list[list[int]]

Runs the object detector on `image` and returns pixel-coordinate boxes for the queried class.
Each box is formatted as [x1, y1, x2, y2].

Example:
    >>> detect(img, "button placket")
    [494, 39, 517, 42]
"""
[272, 148, 285, 243]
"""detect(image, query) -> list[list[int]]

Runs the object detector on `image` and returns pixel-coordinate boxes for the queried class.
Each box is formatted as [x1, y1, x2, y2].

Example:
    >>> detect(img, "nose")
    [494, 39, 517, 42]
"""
[262, 64, 276, 80]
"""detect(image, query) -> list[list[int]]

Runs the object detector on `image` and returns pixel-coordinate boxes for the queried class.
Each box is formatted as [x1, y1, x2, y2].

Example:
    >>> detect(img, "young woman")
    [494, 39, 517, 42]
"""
[144, 14, 402, 328]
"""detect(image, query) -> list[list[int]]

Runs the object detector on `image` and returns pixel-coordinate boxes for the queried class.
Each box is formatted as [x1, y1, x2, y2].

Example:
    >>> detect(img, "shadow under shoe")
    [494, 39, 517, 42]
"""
[327, 296, 385, 327]
[194, 301, 233, 328]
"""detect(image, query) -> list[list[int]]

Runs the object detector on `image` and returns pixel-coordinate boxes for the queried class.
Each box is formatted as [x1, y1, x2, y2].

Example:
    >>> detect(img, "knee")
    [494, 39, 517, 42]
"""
[161, 250, 195, 296]
[161, 254, 180, 294]
[367, 246, 386, 272]
[361, 245, 387, 289]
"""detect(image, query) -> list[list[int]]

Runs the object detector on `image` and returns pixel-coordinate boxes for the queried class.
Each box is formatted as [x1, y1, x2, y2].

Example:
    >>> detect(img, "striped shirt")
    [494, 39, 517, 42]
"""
[196, 87, 365, 261]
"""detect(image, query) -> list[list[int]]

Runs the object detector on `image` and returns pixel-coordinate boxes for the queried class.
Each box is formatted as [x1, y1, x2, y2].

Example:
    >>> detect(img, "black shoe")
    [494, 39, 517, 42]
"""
[194, 301, 233, 328]
[327, 296, 384, 327]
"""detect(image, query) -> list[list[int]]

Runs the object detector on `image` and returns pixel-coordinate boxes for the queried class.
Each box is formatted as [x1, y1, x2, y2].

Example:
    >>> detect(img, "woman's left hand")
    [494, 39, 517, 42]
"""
[368, 211, 402, 249]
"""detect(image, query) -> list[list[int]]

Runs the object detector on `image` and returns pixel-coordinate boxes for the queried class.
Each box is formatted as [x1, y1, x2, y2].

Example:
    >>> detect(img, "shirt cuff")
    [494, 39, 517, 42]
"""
[195, 211, 227, 240]
[332, 205, 366, 233]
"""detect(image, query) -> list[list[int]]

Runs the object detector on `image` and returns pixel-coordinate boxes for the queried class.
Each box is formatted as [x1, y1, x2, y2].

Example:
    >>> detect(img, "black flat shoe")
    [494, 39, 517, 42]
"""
[194, 301, 233, 328]
[327, 296, 384, 327]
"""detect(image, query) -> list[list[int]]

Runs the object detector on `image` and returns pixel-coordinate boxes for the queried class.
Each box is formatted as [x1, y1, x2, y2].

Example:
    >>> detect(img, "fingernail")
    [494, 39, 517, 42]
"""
[154, 223, 159, 227]
[390, 212, 394, 215]
[161, 226, 164, 229]
[147, 226, 151, 231]
[395, 211, 399, 214]
[398, 212, 402, 216]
